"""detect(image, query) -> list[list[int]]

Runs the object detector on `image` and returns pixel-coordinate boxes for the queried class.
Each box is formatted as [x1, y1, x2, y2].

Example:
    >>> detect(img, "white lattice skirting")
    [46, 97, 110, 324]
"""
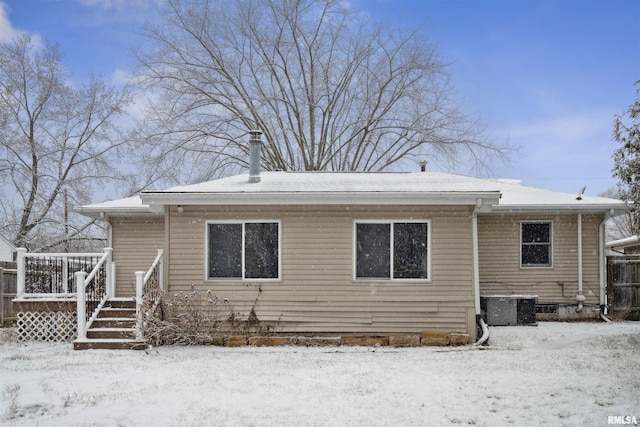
[17, 311, 77, 342]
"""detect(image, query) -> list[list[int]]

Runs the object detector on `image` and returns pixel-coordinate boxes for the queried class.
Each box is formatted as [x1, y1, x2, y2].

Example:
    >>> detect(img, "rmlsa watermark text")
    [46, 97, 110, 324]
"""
[608, 415, 638, 425]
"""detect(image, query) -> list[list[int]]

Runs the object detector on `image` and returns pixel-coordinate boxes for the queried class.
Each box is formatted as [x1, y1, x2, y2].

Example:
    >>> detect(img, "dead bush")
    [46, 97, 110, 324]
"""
[143, 286, 232, 346]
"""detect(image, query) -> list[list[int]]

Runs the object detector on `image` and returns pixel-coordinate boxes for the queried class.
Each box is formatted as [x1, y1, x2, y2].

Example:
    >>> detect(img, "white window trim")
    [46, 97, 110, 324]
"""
[520, 220, 553, 269]
[353, 219, 432, 282]
[205, 219, 282, 281]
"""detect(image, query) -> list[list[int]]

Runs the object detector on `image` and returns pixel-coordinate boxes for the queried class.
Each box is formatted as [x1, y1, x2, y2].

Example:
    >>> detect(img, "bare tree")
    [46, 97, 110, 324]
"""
[599, 188, 633, 241]
[0, 34, 132, 251]
[613, 81, 640, 235]
[135, 0, 510, 184]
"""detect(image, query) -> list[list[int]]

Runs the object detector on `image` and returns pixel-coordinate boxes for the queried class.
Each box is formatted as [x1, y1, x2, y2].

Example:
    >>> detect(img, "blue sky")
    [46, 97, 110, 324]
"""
[1, 0, 638, 197]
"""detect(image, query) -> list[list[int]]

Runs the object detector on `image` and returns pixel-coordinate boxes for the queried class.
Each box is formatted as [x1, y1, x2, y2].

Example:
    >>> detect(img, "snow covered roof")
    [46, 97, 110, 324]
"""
[606, 235, 640, 250]
[485, 177, 625, 212]
[142, 172, 503, 207]
[76, 195, 161, 218]
[77, 171, 627, 218]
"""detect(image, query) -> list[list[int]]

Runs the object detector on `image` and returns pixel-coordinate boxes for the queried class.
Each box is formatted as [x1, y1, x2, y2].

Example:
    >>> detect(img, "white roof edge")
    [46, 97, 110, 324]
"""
[606, 235, 640, 249]
[489, 203, 627, 213]
[75, 206, 162, 219]
[141, 191, 503, 206]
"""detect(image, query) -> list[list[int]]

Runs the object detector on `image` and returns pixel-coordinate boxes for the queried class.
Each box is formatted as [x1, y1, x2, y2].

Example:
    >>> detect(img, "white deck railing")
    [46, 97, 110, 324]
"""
[135, 249, 164, 339]
[75, 248, 113, 341]
[16, 247, 114, 300]
[15, 247, 114, 341]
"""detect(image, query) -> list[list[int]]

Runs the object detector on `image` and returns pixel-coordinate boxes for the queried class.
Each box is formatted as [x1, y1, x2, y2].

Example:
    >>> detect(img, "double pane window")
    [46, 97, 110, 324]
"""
[208, 222, 279, 279]
[356, 221, 429, 280]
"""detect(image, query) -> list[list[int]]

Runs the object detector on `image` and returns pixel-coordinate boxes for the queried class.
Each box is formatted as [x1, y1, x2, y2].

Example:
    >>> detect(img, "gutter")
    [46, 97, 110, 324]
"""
[576, 213, 585, 312]
[472, 199, 490, 346]
[599, 211, 613, 322]
[490, 203, 627, 213]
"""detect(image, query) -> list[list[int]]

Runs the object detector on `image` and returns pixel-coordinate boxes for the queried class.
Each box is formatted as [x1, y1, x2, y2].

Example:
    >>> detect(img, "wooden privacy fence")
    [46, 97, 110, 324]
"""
[1, 262, 18, 324]
[607, 256, 640, 316]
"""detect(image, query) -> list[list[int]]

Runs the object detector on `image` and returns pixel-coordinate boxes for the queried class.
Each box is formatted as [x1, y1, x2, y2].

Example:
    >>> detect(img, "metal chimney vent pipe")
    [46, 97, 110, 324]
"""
[419, 160, 427, 172]
[248, 129, 263, 183]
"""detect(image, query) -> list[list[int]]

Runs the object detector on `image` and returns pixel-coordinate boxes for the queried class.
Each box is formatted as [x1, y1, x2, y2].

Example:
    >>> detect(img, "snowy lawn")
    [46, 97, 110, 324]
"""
[1, 322, 639, 427]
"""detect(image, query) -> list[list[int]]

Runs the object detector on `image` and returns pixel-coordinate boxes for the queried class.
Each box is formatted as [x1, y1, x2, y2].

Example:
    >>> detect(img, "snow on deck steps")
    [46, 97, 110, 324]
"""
[73, 299, 145, 350]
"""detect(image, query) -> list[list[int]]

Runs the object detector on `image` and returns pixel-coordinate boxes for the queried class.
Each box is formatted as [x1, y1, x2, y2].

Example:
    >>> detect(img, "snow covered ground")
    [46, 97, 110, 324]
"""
[1, 321, 638, 426]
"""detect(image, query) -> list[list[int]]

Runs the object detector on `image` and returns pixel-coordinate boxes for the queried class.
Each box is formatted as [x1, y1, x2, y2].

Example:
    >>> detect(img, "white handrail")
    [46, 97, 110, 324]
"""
[84, 248, 112, 286]
[23, 251, 104, 258]
[76, 249, 113, 341]
[136, 249, 164, 340]
[143, 249, 164, 287]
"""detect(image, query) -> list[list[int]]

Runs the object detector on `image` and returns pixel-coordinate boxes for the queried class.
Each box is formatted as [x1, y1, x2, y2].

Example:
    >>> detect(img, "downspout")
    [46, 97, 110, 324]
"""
[472, 200, 489, 346]
[107, 221, 113, 250]
[575, 213, 585, 312]
[599, 211, 612, 322]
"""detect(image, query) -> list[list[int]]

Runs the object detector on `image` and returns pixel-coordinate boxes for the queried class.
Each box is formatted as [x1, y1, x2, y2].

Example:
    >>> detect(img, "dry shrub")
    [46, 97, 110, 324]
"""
[143, 286, 232, 345]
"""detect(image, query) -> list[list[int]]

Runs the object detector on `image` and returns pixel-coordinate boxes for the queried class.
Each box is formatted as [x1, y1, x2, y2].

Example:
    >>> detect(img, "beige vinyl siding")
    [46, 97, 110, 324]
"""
[168, 205, 477, 338]
[0, 238, 15, 262]
[478, 213, 603, 304]
[110, 216, 165, 296]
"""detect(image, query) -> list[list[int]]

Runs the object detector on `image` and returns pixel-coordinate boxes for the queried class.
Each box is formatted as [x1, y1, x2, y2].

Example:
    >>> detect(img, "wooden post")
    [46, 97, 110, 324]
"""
[135, 271, 145, 340]
[76, 271, 87, 341]
[16, 248, 26, 299]
[157, 249, 164, 292]
[62, 255, 69, 294]
[110, 262, 116, 299]
[104, 247, 113, 299]
[0, 267, 4, 326]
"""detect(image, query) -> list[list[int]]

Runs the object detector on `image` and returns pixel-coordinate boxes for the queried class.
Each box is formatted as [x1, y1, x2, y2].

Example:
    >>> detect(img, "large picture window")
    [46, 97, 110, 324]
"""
[521, 221, 552, 267]
[207, 221, 280, 280]
[355, 221, 430, 280]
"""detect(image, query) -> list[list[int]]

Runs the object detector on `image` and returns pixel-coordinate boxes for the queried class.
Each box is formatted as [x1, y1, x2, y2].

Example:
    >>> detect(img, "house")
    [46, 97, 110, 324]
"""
[67, 139, 626, 345]
[0, 233, 16, 263]
[11, 133, 628, 347]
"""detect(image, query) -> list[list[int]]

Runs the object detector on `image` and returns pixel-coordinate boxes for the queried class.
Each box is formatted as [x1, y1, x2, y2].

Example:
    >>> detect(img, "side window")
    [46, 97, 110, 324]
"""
[208, 221, 280, 280]
[355, 221, 429, 280]
[521, 221, 552, 267]
[393, 222, 429, 279]
[244, 222, 279, 279]
[356, 223, 391, 278]
[208, 223, 242, 278]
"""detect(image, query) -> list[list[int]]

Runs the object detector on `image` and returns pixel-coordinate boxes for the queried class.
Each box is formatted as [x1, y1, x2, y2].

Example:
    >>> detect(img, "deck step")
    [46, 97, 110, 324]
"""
[74, 298, 143, 350]
[97, 307, 136, 319]
[90, 317, 136, 329]
[73, 339, 147, 351]
[104, 299, 136, 309]
[87, 328, 138, 339]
